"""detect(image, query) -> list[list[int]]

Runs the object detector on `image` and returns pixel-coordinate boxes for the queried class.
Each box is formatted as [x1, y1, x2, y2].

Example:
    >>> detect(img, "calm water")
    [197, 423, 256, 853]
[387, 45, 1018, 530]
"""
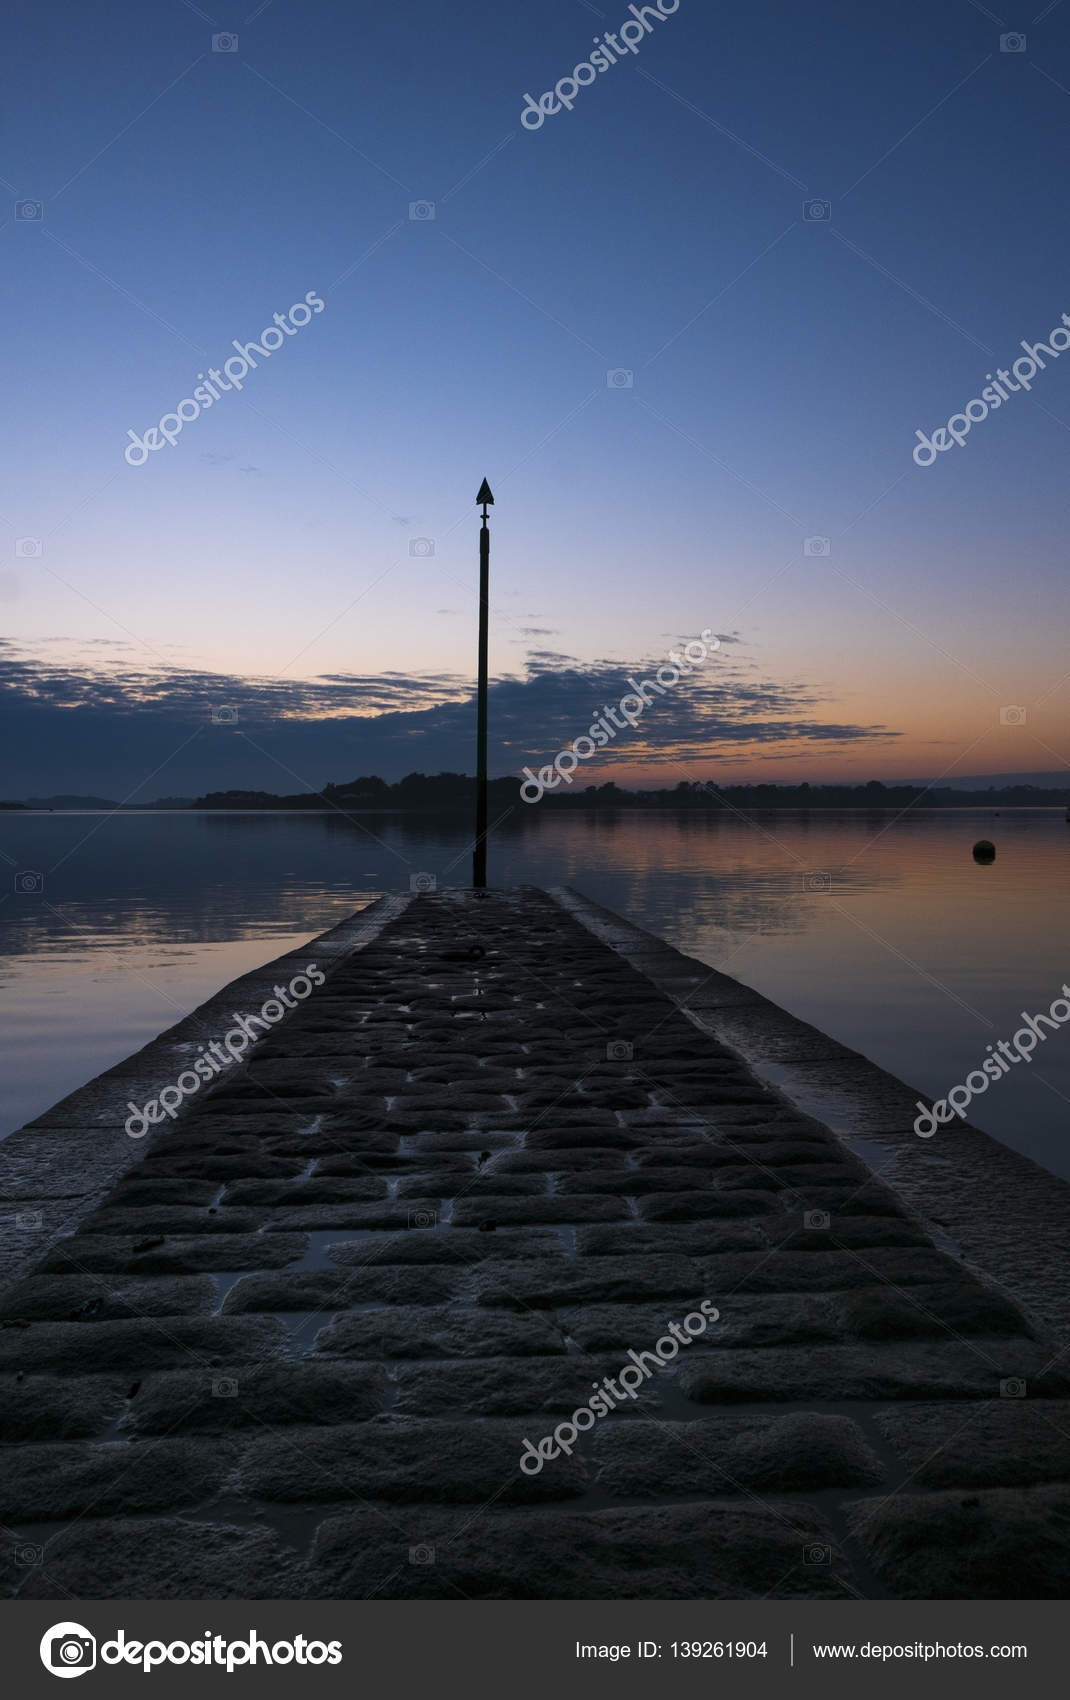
[2, 808, 1068, 1179]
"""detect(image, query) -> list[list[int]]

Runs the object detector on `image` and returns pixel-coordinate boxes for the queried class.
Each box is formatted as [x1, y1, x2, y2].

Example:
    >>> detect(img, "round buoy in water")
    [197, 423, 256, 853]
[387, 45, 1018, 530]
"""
[973, 840, 996, 863]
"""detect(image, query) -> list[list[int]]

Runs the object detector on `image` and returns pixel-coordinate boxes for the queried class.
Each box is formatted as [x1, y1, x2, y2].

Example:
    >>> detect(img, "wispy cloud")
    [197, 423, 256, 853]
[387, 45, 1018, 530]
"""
[0, 639, 899, 798]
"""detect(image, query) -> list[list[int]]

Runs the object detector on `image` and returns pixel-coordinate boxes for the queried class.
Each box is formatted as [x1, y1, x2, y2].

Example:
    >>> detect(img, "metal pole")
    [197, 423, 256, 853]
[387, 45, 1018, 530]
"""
[473, 478, 494, 888]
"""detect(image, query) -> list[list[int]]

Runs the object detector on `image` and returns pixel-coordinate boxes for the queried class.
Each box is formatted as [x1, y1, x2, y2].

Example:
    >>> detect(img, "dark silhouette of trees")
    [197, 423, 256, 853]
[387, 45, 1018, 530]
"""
[191, 774, 1070, 811]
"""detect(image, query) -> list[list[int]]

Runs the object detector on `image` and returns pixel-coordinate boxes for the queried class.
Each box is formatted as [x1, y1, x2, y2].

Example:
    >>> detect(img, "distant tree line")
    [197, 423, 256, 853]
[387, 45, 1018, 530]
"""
[548, 779, 1069, 808]
[191, 773, 1070, 810]
[193, 773, 524, 810]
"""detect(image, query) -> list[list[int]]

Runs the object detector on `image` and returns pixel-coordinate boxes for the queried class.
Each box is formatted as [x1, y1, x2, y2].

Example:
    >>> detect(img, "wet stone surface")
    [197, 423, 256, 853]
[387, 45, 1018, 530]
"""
[0, 887, 1065, 1599]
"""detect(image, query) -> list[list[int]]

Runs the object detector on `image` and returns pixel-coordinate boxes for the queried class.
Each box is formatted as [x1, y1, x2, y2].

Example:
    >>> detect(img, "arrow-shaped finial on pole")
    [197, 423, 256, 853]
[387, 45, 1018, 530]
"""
[473, 479, 493, 889]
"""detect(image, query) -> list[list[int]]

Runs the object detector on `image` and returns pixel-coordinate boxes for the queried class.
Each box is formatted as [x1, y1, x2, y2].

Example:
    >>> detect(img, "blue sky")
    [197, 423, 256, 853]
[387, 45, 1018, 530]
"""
[3, 0, 1070, 797]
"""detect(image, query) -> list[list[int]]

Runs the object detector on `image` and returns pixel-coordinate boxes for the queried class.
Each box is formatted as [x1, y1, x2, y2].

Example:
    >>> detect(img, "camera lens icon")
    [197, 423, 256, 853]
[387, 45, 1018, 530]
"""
[409, 1544, 436, 1565]
[408, 1208, 438, 1229]
[804, 1210, 831, 1230]
[213, 32, 239, 52]
[804, 1543, 832, 1565]
[803, 870, 832, 893]
[41, 1623, 97, 1677]
[1000, 33, 1026, 53]
[999, 705, 1026, 726]
[16, 537, 42, 557]
[409, 200, 436, 221]
[15, 200, 43, 221]
[804, 536, 831, 557]
[607, 369, 634, 388]
[211, 705, 239, 724]
[55, 1639, 94, 1669]
[212, 1376, 239, 1397]
[409, 537, 436, 558]
[606, 1040, 634, 1061]
[410, 872, 437, 893]
[15, 870, 44, 895]
[804, 199, 832, 221]
[1000, 1377, 1027, 1398]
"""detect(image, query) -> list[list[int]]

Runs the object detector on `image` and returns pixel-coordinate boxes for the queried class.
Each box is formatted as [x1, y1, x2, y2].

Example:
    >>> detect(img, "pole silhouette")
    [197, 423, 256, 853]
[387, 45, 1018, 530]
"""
[473, 478, 494, 888]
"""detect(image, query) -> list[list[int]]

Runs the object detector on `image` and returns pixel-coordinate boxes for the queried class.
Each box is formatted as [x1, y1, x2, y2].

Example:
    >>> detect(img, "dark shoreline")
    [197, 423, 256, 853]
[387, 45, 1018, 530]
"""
[5, 803, 1068, 816]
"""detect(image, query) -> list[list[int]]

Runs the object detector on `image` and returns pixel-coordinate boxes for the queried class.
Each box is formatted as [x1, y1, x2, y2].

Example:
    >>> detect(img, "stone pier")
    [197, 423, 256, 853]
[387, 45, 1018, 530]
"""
[2, 888, 1070, 1600]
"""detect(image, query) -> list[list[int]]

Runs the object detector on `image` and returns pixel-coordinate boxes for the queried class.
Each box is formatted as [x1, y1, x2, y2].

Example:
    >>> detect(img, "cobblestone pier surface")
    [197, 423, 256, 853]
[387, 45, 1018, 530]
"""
[3, 887, 1070, 1601]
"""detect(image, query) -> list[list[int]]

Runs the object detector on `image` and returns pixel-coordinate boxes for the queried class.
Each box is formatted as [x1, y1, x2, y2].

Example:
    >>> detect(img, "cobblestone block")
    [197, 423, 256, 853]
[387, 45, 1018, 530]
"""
[562, 1294, 842, 1352]
[697, 1247, 964, 1294]
[78, 1206, 261, 1237]
[239, 1419, 588, 1505]
[314, 1306, 565, 1359]
[0, 1274, 214, 1322]
[476, 1256, 705, 1309]
[220, 1177, 389, 1206]
[0, 1374, 127, 1442]
[842, 1282, 1029, 1341]
[222, 1265, 463, 1310]
[638, 1190, 781, 1221]
[451, 1196, 630, 1227]
[42, 1233, 309, 1275]
[307, 1501, 858, 1598]
[576, 1222, 767, 1257]
[592, 1413, 885, 1494]
[0, 1316, 287, 1375]
[0, 1436, 234, 1521]
[875, 1401, 1070, 1488]
[17, 1518, 303, 1600]
[847, 1485, 1070, 1598]
[392, 1356, 661, 1417]
[129, 1361, 389, 1432]
[678, 1341, 1069, 1403]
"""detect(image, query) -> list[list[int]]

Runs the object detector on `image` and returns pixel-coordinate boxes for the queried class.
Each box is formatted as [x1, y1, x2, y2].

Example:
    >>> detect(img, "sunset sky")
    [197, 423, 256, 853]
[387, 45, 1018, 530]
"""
[3, 0, 1069, 798]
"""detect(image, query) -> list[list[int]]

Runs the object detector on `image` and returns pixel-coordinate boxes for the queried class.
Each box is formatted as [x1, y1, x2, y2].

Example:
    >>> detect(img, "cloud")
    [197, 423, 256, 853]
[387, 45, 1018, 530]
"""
[0, 639, 899, 799]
